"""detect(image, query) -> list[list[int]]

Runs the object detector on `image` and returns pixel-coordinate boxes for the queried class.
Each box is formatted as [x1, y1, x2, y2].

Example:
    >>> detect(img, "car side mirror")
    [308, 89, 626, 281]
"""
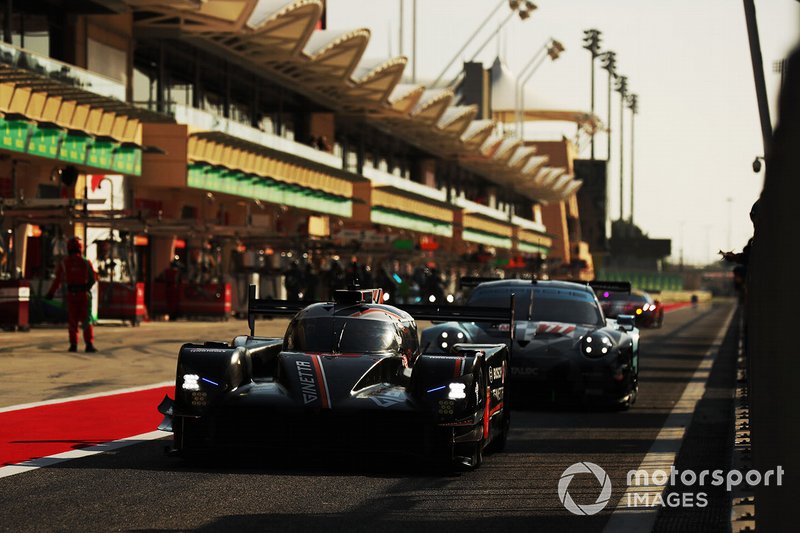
[617, 314, 635, 332]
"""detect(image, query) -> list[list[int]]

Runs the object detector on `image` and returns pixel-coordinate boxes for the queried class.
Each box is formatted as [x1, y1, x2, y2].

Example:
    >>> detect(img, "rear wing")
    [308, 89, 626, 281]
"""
[247, 285, 516, 341]
[247, 285, 306, 335]
[402, 297, 514, 323]
[404, 294, 516, 343]
[587, 280, 632, 294]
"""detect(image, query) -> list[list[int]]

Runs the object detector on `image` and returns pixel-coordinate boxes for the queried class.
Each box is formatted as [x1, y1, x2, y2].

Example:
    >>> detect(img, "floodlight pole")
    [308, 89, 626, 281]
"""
[515, 42, 548, 135]
[615, 75, 628, 221]
[582, 29, 602, 160]
[601, 51, 616, 162]
[429, 0, 507, 87]
[628, 94, 638, 224]
[412, 0, 417, 82]
[743, 0, 772, 152]
[630, 104, 635, 223]
[399, 0, 404, 56]
[516, 39, 563, 137]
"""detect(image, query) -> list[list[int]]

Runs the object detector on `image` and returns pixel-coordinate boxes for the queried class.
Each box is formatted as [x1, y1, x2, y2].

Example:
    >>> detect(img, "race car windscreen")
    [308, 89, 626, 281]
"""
[468, 287, 604, 327]
[284, 317, 401, 353]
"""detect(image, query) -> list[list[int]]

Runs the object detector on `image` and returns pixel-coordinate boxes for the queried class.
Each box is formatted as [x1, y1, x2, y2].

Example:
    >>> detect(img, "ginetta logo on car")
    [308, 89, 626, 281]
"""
[296, 360, 318, 404]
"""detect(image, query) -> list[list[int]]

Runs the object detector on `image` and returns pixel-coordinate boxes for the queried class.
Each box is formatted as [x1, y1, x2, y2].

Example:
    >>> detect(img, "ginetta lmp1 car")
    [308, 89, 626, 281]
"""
[422, 279, 640, 408]
[157, 285, 514, 469]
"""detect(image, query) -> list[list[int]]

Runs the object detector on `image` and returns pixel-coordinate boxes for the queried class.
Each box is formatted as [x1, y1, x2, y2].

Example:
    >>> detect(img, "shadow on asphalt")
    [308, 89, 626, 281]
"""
[174, 513, 608, 533]
[46, 439, 480, 479]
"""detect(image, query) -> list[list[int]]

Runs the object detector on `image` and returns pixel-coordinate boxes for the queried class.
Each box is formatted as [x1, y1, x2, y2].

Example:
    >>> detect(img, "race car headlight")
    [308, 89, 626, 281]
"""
[181, 373, 221, 390]
[448, 382, 467, 399]
[582, 334, 614, 357]
[182, 374, 200, 391]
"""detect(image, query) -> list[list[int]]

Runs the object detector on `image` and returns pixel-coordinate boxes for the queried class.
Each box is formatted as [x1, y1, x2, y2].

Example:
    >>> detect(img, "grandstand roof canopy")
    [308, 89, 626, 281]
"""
[125, 0, 583, 202]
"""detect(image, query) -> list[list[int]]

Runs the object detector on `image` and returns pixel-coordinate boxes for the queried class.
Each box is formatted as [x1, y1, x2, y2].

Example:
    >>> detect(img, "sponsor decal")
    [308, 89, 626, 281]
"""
[511, 366, 539, 376]
[491, 386, 504, 402]
[537, 323, 577, 335]
[296, 360, 318, 404]
[371, 288, 383, 303]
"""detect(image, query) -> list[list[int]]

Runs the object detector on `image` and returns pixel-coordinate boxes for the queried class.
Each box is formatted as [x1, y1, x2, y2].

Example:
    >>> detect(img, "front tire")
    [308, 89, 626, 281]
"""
[467, 439, 483, 469]
[617, 372, 638, 411]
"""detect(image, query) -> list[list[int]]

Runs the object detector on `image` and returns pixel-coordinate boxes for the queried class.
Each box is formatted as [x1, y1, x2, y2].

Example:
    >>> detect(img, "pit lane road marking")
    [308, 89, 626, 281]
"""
[602, 305, 736, 532]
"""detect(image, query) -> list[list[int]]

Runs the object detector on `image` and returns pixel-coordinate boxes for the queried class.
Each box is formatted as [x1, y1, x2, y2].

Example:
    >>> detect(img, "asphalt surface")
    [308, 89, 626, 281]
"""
[0, 302, 734, 532]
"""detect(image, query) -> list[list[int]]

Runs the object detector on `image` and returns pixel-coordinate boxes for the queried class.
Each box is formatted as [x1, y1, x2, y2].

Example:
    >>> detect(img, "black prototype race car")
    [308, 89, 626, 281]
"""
[158, 285, 514, 469]
[422, 279, 640, 408]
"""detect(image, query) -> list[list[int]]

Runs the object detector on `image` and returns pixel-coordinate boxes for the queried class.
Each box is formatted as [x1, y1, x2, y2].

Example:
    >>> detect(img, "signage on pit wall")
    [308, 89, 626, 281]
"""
[334, 230, 437, 251]
[334, 229, 392, 247]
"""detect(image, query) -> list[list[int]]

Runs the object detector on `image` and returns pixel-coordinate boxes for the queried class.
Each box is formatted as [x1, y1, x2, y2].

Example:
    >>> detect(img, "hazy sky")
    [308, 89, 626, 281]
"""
[327, 0, 799, 264]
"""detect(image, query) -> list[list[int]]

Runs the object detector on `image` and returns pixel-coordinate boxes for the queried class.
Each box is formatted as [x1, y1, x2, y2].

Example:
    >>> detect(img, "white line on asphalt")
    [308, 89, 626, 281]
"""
[602, 305, 737, 533]
[0, 430, 171, 479]
[0, 381, 174, 413]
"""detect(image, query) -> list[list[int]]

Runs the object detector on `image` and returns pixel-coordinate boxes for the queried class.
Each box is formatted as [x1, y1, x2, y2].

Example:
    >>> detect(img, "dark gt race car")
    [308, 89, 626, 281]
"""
[422, 279, 640, 408]
[597, 289, 664, 328]
[157, 284, 513, 469]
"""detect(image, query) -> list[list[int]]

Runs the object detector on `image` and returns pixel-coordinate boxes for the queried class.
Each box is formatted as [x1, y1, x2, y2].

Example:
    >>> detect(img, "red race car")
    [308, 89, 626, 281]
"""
[597, 289, 664, 328]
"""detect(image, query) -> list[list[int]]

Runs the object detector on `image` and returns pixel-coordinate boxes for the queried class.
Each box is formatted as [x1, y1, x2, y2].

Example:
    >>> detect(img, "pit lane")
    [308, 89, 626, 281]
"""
[0, 302, 734, 532]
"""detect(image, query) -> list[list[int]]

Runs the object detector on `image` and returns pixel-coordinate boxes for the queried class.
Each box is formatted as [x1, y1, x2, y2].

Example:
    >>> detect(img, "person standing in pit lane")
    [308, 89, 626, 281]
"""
[45, 237, 98, 353]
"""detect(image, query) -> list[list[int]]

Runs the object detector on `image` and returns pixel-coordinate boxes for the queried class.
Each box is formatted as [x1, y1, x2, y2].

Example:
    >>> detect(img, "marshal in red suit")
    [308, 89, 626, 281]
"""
[46, 237, 98, 353]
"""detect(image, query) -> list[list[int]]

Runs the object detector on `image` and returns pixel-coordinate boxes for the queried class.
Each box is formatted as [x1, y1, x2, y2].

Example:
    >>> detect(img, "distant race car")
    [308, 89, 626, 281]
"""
[422, 279, 640, 408]
[597, 289, 663, 328]
[157, 284, 513, 470]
